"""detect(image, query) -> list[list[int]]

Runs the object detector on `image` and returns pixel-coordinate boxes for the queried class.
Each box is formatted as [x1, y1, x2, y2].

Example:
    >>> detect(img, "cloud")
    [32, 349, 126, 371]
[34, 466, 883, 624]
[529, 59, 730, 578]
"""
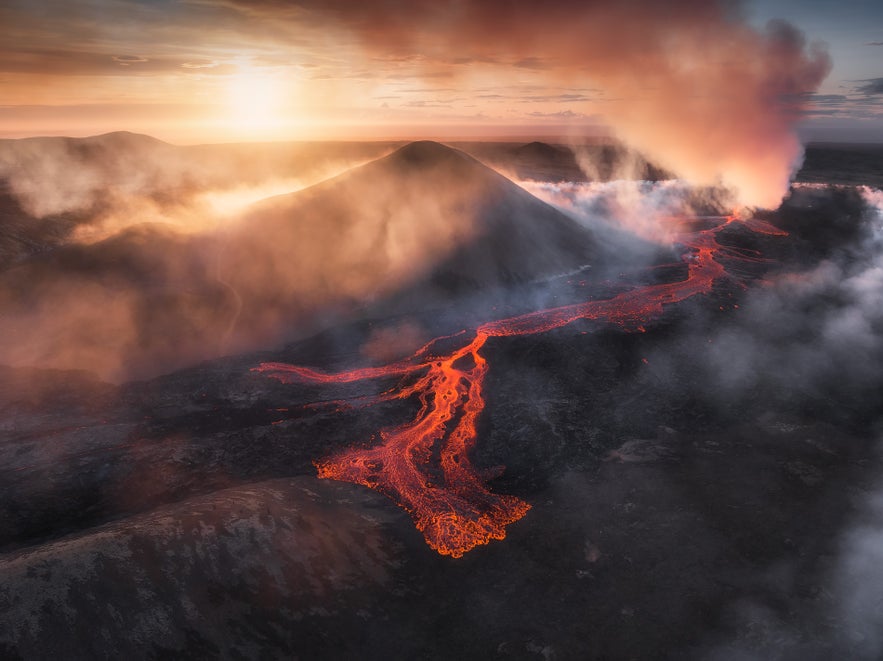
[522, 178, 732, 242]
[520, 93, 595, 103]
[527, 109, 588, 119]
[219, 0, 830, 208]
[0, 47, 223, 76]
[181, 59, 219, 69]
[513, 57, 552, 70]
[0, 133, 402, 380]
[112, 55, 148, 65]
[404, 99, 454, 108]
[637, 185, 883, 421]
[0, 0, 832, 207]
[449, 56, 499, 66]
[857, 78, 883, 95]
[811, 94, 849, 104]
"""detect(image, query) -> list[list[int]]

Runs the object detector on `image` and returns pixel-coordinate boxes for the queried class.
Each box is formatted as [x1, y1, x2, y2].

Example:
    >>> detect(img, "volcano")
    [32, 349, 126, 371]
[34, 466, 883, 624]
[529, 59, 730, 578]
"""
[228, 140, 613, 288]
[1, 137, 883, 660]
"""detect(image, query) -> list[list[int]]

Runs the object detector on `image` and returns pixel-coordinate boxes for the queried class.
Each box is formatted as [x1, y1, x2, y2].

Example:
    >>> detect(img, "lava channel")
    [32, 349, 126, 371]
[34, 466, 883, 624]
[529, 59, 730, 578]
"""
[254, 215, 787, 557]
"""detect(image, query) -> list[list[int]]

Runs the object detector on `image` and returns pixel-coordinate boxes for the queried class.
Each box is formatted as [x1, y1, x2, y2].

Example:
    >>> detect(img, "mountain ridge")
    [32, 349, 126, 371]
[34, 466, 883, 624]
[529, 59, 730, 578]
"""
[0, 140, 655, 380]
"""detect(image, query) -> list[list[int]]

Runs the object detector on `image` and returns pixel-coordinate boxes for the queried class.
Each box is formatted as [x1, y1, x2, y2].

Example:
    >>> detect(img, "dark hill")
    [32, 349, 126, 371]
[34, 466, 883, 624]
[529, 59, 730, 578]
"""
[2, 130, 172, 153]
[513, 140, 569, 160]
[1, 131, 175, 178]
[220, 141, 655, 346]
[455, 140, 675, 183]
[0, 222, 236, 381]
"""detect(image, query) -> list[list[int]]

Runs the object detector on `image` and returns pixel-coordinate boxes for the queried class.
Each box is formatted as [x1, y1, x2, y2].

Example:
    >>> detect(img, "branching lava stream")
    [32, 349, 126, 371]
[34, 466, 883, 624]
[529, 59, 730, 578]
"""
[254, 215, 787, 557]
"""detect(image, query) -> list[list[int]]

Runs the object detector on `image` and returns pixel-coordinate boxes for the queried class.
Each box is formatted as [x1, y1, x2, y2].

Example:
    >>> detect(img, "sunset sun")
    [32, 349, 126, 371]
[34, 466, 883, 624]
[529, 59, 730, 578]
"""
[224, 64, 287, 135]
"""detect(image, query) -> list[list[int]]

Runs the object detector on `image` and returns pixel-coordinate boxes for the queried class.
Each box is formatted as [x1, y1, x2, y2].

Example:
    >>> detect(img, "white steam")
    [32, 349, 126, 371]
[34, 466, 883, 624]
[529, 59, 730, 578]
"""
[520, 179, 734, 243]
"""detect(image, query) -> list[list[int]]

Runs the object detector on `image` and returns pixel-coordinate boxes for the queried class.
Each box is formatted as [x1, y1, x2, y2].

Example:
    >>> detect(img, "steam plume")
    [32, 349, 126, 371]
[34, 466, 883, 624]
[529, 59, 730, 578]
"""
[276, 0, 830, 208]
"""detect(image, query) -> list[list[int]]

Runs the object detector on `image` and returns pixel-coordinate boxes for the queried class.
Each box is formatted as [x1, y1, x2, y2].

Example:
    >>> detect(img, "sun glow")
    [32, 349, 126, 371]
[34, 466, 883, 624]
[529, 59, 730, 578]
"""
[223, 62, 289, 137]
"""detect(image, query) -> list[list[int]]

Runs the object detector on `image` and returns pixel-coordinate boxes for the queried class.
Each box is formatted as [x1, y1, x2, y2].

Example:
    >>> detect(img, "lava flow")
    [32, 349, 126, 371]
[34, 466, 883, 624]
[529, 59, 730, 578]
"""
[254, 215, 787, 557]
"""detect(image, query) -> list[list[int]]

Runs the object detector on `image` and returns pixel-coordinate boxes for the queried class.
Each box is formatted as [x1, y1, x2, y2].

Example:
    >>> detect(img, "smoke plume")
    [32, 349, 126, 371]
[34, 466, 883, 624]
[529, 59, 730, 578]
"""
[269, 0, 830, 208]
[520, 179, 736, 243]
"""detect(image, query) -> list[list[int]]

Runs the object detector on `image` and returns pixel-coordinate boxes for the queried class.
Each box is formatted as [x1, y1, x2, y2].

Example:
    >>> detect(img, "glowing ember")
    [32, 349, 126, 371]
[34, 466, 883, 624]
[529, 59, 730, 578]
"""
[254, 215, 786, 557]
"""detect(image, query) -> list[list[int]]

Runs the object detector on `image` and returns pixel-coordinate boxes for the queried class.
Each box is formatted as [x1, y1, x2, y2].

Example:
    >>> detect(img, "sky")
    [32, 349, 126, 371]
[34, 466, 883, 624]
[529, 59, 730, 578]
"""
[0, 0, 880, 145]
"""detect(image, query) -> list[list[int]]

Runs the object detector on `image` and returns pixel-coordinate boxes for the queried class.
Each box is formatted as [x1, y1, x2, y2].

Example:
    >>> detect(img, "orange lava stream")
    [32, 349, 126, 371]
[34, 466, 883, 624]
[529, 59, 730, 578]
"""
[254, 215, 786, 557]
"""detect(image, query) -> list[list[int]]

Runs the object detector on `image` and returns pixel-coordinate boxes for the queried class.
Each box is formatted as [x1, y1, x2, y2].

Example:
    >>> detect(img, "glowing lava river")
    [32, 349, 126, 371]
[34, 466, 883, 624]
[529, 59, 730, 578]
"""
[253, 215, 787, 557]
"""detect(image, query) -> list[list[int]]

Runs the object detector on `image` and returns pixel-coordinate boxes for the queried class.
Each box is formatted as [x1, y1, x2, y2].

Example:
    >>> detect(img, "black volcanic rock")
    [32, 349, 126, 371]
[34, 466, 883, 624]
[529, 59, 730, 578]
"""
[2, 136, 883, 660]
[0, 240, 879, 658]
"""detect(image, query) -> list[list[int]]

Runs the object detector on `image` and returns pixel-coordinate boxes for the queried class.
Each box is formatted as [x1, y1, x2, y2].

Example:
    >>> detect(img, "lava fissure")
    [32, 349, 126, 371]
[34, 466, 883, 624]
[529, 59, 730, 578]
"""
[253, 215, 786, 557]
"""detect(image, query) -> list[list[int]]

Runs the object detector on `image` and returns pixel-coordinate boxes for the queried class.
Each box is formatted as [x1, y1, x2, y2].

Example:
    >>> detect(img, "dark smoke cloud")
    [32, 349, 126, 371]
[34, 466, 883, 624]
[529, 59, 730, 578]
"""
[856, 78, 883, 95]
[229, 0, 831, 207]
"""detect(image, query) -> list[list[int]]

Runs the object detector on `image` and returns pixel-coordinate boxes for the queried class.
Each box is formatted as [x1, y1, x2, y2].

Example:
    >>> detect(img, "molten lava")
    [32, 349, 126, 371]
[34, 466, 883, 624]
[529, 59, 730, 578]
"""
[254, 215, 786, 557]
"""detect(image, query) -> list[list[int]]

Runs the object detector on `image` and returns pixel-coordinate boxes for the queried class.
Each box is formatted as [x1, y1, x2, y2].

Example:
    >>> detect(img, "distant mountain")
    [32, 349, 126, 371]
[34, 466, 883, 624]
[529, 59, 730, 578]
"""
[459, 140, 675, 183]
[0, 130, 173, 154]
[797, 142, 883, 189]
[514, 141, 568, 160]
[0, 132, 398, 268]
[507, 141, 586, 181]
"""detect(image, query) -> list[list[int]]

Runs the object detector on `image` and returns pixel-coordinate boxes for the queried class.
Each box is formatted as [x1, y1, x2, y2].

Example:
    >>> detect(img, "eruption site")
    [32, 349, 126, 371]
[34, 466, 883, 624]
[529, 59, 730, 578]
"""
[255, 213, 788, 557]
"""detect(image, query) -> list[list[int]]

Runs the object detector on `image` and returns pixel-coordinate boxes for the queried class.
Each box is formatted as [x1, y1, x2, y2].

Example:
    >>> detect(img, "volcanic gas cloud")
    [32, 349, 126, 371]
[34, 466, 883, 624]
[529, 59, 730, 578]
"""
[252, 0, 830, 208]
[256, 214, 787, 557]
